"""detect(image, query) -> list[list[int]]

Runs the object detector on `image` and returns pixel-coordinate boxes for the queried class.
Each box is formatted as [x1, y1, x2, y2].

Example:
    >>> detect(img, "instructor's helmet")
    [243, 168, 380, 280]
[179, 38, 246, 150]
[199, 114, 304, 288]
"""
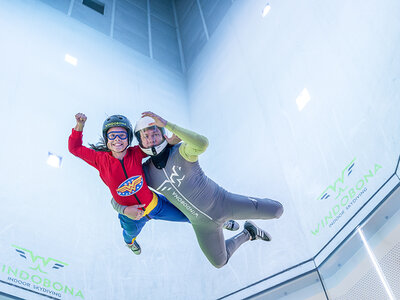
[134, 116, 168, 156]
[102, 115, 133, 145]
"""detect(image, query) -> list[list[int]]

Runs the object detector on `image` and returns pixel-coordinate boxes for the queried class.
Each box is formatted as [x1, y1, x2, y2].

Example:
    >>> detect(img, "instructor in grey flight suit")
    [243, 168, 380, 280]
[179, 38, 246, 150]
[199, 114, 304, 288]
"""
[112, 111, 284, 268]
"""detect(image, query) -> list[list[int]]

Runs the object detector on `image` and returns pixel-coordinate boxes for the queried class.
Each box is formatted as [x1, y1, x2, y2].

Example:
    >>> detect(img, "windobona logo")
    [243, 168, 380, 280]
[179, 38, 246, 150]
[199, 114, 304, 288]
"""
[311, 158, 382, 236]
[13, 245, 68, 274]
[1, 245, 84, 299]
[316, 159, 356, 201]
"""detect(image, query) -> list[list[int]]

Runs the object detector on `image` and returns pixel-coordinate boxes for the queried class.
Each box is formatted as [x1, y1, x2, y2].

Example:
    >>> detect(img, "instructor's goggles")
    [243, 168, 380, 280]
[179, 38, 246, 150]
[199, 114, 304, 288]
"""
[139, 126, 164, 147]
[107, 131, 128, 140]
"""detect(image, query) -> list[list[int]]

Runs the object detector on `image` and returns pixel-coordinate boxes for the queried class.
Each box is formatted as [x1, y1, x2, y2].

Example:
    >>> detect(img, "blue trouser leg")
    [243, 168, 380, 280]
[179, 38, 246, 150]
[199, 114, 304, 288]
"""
[118, 193, 189, 244]
[149, 193, 190, 222]
[118, 214, 148, 244]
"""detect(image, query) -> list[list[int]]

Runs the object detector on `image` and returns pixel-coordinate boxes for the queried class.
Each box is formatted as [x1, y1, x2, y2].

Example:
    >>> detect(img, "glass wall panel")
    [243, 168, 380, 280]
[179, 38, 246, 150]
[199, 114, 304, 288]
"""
[318, 187, 400, 300]
[248, 271, 326, 300]
[360, 192, 400, 299]
[0, 291, 23, 300]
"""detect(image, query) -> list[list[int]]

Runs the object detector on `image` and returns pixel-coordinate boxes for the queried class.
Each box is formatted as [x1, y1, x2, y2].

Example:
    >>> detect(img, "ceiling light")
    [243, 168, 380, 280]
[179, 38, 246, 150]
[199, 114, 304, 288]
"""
[262, 3, 271, 17]
[65, 54, 78, 66]
[47, 152, 62, 168]
[296, 88, 311, 111]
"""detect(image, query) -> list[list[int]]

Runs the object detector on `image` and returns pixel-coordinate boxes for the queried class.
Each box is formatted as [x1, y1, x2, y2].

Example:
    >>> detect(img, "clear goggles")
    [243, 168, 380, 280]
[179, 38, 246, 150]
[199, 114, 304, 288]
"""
[139, 126, 164, 147]
[107, 131, 128, 140]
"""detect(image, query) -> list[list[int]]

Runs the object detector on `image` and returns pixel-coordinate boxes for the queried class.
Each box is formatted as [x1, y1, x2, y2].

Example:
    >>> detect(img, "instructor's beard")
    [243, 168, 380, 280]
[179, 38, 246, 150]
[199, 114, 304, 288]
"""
[150, 144, 172, 169]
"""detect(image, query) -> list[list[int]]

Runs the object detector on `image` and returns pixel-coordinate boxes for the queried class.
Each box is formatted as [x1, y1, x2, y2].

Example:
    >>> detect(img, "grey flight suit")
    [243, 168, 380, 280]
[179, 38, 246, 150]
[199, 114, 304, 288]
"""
[142, 144, 283, 268]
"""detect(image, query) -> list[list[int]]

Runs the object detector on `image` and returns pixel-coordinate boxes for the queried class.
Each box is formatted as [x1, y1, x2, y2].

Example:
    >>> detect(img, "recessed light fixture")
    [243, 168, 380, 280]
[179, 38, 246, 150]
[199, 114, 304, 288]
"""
[47, 152, 62, 168]
[262, 3, 271, 17]
[296, 88, 311, 111]
[65, 54, 78, 66]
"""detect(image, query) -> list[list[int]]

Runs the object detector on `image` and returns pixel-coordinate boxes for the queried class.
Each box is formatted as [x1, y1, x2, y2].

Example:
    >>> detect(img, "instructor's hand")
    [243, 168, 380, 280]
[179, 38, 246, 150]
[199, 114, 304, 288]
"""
[142, 111, 167, 127]
[166, 133, 181, 145]
[124, 204, 146, 220]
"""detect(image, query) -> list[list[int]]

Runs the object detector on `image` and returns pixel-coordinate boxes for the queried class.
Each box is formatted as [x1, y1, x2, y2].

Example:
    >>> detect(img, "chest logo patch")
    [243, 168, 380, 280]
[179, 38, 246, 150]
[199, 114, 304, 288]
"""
[117, 175, 143, 196]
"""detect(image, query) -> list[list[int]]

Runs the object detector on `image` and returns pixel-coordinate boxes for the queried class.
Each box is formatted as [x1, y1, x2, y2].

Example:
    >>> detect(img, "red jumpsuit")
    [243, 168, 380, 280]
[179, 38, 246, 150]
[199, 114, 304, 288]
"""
[68, 128, 156, 211]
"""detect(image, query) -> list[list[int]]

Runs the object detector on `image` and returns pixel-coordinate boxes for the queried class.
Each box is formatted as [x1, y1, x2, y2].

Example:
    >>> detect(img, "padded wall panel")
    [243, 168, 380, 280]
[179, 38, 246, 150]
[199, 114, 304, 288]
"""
[199, 0, 231, 37]
[38, 0, 71, 14]
[70, 0, 114, 35]
[114, 0, 149, 56]
[175, 0, 207, 68]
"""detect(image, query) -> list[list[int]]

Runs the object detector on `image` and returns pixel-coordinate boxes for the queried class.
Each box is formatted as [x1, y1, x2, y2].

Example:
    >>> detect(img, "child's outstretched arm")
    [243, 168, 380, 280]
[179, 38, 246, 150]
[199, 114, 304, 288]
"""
[74, 112, 87, 131]
[68, 113, 98, 167]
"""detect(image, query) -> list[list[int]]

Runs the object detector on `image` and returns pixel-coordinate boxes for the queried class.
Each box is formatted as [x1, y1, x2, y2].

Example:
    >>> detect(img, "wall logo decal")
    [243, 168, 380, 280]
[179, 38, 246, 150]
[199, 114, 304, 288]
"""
[1, 245, 84, 299]
[13, 245, 68, 274]
[311, 157, 382, 236]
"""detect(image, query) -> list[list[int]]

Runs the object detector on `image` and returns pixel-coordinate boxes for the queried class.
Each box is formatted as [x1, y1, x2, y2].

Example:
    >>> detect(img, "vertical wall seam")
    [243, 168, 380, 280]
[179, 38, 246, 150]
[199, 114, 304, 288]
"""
[110, 0, 116, 38]
[172, 0, 186, 73]
[67, 0, 75, 16]
[147, 0, 153, 58]
[394, 154, 400, 175]
[314, 261, 330, 300]
[196, 0, 209, 41]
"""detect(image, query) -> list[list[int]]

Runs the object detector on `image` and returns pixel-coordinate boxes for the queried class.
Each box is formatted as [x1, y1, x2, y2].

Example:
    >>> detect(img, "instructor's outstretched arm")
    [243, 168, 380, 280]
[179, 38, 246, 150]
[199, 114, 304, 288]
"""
[142, 111, 208, 162]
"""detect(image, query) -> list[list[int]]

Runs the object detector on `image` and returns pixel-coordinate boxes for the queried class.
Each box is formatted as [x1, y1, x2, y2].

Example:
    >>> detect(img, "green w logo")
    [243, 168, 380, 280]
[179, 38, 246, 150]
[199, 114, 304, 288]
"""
[12, 245, 68, 274]
[317, 158, 356, 201]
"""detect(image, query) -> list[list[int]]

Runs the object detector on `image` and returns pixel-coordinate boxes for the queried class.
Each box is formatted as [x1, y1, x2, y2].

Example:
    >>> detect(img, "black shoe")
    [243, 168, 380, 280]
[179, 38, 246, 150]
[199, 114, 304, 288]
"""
[223, 220, 240, 231]
[244, 221, 271, 241]
[126, 240, 141, 255]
